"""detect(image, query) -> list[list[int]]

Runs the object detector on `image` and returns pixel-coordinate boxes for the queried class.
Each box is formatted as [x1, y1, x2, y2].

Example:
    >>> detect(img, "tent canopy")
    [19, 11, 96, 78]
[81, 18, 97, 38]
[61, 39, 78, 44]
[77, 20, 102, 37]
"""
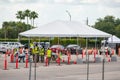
[107, 35, 120, 43]
[19, 20, 112, 38]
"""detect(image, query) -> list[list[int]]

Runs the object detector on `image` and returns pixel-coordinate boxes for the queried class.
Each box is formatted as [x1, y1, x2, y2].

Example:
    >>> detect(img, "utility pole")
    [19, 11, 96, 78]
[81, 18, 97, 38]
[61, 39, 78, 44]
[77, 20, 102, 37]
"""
[86, 17, 88, 25]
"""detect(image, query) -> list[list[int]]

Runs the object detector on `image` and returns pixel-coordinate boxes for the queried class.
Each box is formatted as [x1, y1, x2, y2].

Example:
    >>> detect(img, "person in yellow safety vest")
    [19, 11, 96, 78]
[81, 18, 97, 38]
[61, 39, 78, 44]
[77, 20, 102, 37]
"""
[33, 43, 39, 63]
[14, 48, 17, 55]
[56, 50, 62, 62]
[14, 47, 19, 57]
[59, 51, 62, 60]
[30, 42, 34, 61]
[39, 47, 44, 63]
[46, 48, 52, 65]
[30, 42, 34, 55]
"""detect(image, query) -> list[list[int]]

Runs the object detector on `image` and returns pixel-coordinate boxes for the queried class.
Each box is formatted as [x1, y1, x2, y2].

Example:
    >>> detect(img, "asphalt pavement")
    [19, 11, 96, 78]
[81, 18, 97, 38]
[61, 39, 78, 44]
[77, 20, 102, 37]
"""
[0, 53, 120, 80]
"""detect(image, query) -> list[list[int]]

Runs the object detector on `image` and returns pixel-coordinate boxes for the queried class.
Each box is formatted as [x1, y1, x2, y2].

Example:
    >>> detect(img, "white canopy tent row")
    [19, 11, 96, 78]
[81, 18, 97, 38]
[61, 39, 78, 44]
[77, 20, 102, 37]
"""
[19, 20, 112, 38]
[107, 35, 120, 43]
[101, 35, 120, 48]
[107, 35, 120, 53]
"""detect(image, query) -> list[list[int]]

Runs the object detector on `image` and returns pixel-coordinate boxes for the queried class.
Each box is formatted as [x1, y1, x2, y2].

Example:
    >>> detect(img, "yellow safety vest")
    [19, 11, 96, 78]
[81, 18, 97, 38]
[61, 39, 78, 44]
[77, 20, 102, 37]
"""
[59, 52, 62, 59]
[40, 48, 44, 56]
[33, 46, 39, 54]
[14, 48, 17, 55]
[30, 43, 34, 48]
[47, 49, 52, 57]
[30, 43, 34, 54]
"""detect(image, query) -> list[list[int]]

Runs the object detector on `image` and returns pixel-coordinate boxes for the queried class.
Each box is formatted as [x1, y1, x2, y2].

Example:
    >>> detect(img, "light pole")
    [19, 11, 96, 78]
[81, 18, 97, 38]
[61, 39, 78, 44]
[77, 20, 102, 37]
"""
[66, 10, 71, 21]
[66, 10, 72, 40]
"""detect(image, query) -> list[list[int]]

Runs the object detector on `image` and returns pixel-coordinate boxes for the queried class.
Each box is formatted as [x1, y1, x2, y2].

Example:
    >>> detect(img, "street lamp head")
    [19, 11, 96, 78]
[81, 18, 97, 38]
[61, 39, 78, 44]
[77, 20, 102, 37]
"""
[66, 10, 71, 21]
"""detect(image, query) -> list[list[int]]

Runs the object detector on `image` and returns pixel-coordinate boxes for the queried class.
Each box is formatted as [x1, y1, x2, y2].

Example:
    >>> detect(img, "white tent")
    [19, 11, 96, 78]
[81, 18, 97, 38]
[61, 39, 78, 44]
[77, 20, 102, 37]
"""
[107, 35, 120, 43]
[19, 20, 112, 38]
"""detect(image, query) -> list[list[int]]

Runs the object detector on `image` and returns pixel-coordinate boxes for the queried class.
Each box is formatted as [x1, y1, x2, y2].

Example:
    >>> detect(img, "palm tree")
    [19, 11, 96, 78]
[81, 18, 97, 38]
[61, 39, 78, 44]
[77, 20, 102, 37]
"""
[24, 9, 31, 25]
[30, 11, 38, 28]
[2, 22, 9, 40]
[16, 11, 25, 22]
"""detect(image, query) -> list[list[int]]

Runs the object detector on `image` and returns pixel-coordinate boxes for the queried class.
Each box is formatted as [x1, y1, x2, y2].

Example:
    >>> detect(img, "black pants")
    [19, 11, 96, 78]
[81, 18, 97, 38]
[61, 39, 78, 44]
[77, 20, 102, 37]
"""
[33, 54, 39, 63]
[48, 57, 51, 65]
[19, 56, 25, 62]
[40, 55, 44, 63]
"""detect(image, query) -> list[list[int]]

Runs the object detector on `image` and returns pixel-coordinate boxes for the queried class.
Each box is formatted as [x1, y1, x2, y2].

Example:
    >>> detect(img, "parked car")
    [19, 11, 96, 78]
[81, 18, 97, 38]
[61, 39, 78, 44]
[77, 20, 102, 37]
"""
[0, 42, 24, 53]
[24, 42, 50, 49]
[50, 45, 65, 54]
[38, 42, 50, 49]
[66, 44, 82, 54]
[0, 45, 8, 53]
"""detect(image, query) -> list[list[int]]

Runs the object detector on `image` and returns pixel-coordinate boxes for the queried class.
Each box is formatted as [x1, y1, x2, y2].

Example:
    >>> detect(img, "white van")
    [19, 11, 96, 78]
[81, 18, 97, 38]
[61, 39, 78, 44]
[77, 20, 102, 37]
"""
[0, 42, 24, 53]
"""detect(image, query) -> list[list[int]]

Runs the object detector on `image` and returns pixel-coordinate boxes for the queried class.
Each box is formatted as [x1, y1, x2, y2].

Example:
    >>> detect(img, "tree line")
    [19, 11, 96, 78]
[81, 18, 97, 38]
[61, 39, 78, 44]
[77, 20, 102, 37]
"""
[0, 9, 38, 39]
[94, 15, 120, 38]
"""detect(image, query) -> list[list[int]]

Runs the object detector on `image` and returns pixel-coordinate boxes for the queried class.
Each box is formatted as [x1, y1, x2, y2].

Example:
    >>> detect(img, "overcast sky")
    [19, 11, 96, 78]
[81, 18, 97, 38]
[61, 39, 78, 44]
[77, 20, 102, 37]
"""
[0, 0, 120, 28]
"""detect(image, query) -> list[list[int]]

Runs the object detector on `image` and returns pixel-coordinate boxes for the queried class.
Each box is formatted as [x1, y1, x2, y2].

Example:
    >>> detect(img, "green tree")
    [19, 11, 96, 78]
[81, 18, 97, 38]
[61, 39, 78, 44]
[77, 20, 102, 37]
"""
[104, 16, 115, 23]
[2, 22, 9, 40]
[115, 18, 120, 26]
[0, 21, 32, 39]
[94, 15, 116, 35]
[0, 29, 4, 38]
[29, 11, 38, 28]
[24, 9, 30, 25]
[7, 26, 13, 38]
[16, 11, 25, 22]
[115, 24, 120, 38]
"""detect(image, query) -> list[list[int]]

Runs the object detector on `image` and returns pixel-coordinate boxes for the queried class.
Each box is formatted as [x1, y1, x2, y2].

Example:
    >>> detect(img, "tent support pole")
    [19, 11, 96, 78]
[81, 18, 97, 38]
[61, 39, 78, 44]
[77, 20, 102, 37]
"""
[49, 37, 50, 46]
[111, 35, 116, 54]
[77, 37, 78, 45]
[58, 37, 59, 44]
[86, 38, 89, 80]
[39, 37, 40, 42]
[95, 37, 97, 49]
[102, 37, 106, 80]
[49, 37, 50, 42]
[29, 37, 32, 80]
[18, 35, 20, 42]
[80, 38, 81, 47]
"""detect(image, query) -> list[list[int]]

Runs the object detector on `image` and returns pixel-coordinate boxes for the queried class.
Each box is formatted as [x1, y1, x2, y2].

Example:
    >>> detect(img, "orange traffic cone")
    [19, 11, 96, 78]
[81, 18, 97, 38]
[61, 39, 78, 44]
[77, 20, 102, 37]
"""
[62, 57, 65, 62]
[25, 54, 28, 68]
[45, 57, 48, 66]
[73, 60, 77, 64]
[62, 59, 65, 62]
[4, 54, 8, 70]
[82, 50, 84, 59]
[108, 58, 111, 62]
[15, 54, 19, 69]
[68, 56, 70, 64]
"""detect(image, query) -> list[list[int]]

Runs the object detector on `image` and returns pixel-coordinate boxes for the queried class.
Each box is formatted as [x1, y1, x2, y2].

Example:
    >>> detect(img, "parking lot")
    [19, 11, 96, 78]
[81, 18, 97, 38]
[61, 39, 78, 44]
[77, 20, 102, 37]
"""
[0, 52, 120, 80]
